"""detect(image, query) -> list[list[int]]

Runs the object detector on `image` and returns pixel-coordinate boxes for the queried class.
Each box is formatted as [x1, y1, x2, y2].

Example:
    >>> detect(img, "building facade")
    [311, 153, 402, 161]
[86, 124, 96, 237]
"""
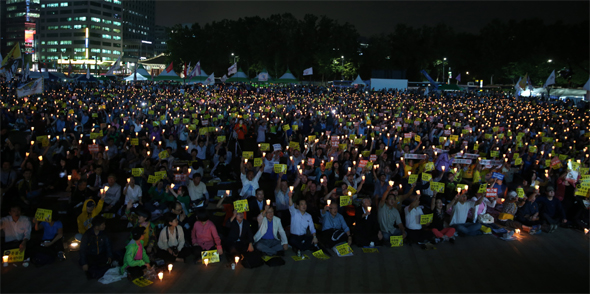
[1, 0, 41, 64]
[122, 0, 155, 66]
[38, 0, 123, 73]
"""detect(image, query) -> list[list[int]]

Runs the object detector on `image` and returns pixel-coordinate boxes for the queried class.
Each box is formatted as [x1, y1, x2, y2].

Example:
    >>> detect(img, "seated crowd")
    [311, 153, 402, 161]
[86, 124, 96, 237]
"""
[0, 79, 588, 281]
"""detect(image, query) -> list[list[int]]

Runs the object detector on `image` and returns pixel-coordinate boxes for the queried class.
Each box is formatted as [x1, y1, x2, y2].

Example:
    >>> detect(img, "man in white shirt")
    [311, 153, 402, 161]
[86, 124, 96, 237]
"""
[102, 175, 121, 212]
[404, 193, 435, 244]
[254, 206, 288, 256]
[123, 177, 142, 206]
[239, 160, 264, 199]
[187, 173, 208, 204]
[288, 191, 318, 254]
[0, 205, 31, 253]
[449, 190, 484, 236]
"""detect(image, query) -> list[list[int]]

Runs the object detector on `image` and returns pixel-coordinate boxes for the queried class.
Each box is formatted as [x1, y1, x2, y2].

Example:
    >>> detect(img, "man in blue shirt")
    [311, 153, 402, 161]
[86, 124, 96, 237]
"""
[319, 202, 351, 249]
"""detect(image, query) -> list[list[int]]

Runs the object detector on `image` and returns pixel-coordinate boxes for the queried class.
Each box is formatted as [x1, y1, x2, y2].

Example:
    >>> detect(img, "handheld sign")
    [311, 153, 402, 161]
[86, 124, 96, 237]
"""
[3, 248, 25, 263]
[486, 188, 498, 197]
[478, 184, 487, 193]
[408, 174, 418, 184]
[420, 214, 433, 225]
[430, 182, 444, 193]
[491, 172, 504, 181]
[340, 196, 352, 206]
[201, 250, 220, 264]
[312, 249, 330, 260]
[233, 200, 249, 213]
[516, 188, 525, 198]
[132, 168, 144, 177]
[335, 243, 353, 256]
[259, 143, 270, 151]
[242, 151, 254, 159]
[421, 173, 432, 182]
[35, 208, 52, 222]
[253, 158, 263, 167]
[273, 164, 287, 173]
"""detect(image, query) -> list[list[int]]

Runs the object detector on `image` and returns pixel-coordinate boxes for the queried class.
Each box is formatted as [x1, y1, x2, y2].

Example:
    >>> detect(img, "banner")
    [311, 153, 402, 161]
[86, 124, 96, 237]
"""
[204, 73, 215, 85]
[543, 70, 555, 88]
[258, 72, 268, 81]
[106, 55, 122, 76]
[1, 43, 21, 67]
[303, 67, 313, 76]
[17, 77, 43, 98]
[228, 63, 237, 76]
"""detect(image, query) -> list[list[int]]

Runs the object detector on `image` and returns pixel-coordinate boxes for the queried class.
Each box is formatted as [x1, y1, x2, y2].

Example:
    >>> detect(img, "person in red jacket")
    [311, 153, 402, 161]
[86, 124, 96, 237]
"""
[234, 119, 247, 140]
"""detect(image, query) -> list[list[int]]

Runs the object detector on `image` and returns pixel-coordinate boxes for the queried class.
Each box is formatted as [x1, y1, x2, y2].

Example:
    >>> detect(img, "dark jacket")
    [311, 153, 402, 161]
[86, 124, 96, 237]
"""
[87, 173, 107, 189]
[79, 229, 113, 265]
[246, 197, 264, 226]
[226, 219, 254, 244]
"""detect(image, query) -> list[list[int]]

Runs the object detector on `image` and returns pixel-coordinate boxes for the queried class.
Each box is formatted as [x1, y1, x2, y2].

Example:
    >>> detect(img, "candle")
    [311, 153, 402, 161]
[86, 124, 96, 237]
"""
[289, 186, 294, 192]
[158, 272, 163, 281]
[38, 156, 43, 161]
[127, 178, 131, 183]
[3, 255, 8, 265]
[204, 259, 209, 266]
[266, 199, 270, 206]
[68, 175, 72, 181]
[168, 264, 173, 274]
[327, 199, 332, 206]
[170, 184, 175, 189]
[70, 242, 79, 249]
[367, 206, 372, 212]
[515, 229, 520, 234]
[235, 256, 240, 264]
[389, 180, 394, 186]
[457, 187, 462, 193]
[585, 228, 589, 234]
[416, 190, 421, 195]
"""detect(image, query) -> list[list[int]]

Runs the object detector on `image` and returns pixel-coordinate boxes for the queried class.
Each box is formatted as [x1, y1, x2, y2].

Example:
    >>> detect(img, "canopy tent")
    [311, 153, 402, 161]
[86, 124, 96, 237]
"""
[28, 71, 61, 81]
[277, 69, 299, 84]
[226, 68, 250, 82]
[251, 68, 274, 83]
[549, 88, 588, 100]
[75, 74, 98, 82]
[124, 73, 150, 81]
[154, 68, 182, 81]
[131, 64, 151, 77]
[351, 75, 366, 86]
[186, 67, 209, 83]
[438, 84, 465, 91]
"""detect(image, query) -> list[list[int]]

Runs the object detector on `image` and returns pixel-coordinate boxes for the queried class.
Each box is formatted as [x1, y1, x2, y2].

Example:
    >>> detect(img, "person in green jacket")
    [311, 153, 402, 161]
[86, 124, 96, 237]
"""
[146, 181, 175, 214]
[121, 226, 152, 279]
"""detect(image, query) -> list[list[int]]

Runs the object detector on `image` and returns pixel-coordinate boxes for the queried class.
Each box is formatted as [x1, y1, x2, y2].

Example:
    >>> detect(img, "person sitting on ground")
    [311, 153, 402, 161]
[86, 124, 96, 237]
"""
[101, 174, 122, 213]
[146, 180, 174, 217]
[288, 191, 319, 255]
[157, 212, 191, 264]
[121, 226, 152, 280]
[319, 202, 352, 249]
[127, 208, 156, 256]
[354, 197, 383, 247]
[79, 216, 113, 280]
[448, 190, 485, 236]
[254, 205, 288, 256]
[0, 205, 31, 255]
[70, 179, 95, 214]
[378, 187, 407, 242]
[404, 192, 436, 245]
[430, 196, 456, 243]
[32, 213, 65, 261]
[122, 177, 142, 215]
[187, 173, 208, 209]
[536, 186, 567, 233]
[76, 195, 105, 240]
[191, 210, 223, 264]
[516, 190, 542, 232]
[239, 159, 264, 199]
[225, 209, 254, 262]
[247, 188, 266, 232]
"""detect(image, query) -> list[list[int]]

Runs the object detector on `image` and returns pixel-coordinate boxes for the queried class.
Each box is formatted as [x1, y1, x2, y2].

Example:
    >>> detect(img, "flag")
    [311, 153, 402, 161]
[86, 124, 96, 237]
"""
[183, 62, 187, 78]
[86, 67, 90, 79]
[303, 67, 313, 76]
[1, 43, 21, 68]
[68, 60, 73, 77]
[106, 55, 121, 76]
[543, 70, 555, 88]
[185, 62, 191, 78]
[258, 72, 268, 81]
[519, 73, 528, 89]
[583, 77, 590, 91]
[527, 75, 534, 90]
[17, 77, 43, 98]
[204, 72, 215, 85]
[188, 61, 200, 82]
[220, 74, 228, 83]
[21, 63, 30, 82]
[455, 73, 461, 82]
[228, 63, 237, 76]
[165, 62, 173, 73]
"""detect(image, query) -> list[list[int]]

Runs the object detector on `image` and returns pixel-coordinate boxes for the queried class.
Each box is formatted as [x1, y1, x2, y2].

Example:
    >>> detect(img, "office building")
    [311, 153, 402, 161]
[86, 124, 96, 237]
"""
[122, 0, 155, 67]
[38, 0, 123, 73]
[152, 24, 168, 55]
[1, 0, 41, 64]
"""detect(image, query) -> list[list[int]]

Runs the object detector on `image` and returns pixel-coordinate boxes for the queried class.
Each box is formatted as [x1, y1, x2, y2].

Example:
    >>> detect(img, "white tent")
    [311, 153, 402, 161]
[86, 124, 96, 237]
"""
[131, 65, 151, 77]
[352, 75, 366, 86]
[124, 73, 149, 81]
[158, 68, 179, 77]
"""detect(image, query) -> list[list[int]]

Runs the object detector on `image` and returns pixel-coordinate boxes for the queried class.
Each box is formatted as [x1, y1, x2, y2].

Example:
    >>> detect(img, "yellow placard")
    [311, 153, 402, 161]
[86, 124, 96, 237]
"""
[131, 168, 144, 177]
[312, 249, 330, 260]
[147, 175, 158, 184]
[419, 214, 433, 225]
[308, 135, 316, 142]
[490, 151, 499, 158]
[424, 162, 434, 172]
[289, 141, 300, 150]
[335, 243, 353, 256]
[201, 250, 220, 264]
[273, 164, 287, 174]
[430, 182, 445, 193]
[415, 135, 421, 142]
[291, 254, 309, 261]
[234, 199, 249, 213]
[346, 186, 357, 195]
[515, 158, 522, 165]
[242, 151, 254, 159]
[390, 236, 403, 247]
[408, 174, 418, 184]
[253, 158, 262, 167]
[155, 171, 167, 180]
[131, 138, 139, 146]
[338, 144, 347, 151]
[575, 186, 589, 197]
[421, 173, 432, 182]
[3, 248, 25, 263]
[259, 143, 270, 151]
[158, 150, 169, 159]
[478, 184, 487, 193]
[340, 196, 352, 206]
[35, 208, 52, 222]
[282, 124, 291, 131]
[517, 188, 525, 198]
[132, 277, 153, 287]
[217, 136, 226, 143]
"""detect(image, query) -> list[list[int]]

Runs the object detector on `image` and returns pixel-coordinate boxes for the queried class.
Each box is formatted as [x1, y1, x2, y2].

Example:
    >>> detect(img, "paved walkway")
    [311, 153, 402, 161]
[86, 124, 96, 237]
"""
[2, 227, 589, 293]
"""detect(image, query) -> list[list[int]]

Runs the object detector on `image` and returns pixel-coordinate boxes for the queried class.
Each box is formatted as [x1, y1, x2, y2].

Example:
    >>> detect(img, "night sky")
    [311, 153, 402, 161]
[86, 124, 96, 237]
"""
[155, 1, 589, 36]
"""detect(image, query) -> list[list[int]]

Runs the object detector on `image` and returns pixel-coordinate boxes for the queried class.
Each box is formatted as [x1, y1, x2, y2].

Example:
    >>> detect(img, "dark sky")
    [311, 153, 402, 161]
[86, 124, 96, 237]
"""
[155, 0, 589, 36]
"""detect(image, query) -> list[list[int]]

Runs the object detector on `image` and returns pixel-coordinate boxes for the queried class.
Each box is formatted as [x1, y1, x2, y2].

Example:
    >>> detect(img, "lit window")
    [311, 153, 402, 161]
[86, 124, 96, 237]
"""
[60, 40, 72, 45]
[47, 48, 58, 52]
[113, 21, 121, 26]
[60, 2, 68, 7]
[91, 17, 101, 23]
[47, 3, 58, 7]
[48, 26, 59, 30]
[91, 48, 101, 53]
[60, 25, 71, 29]
[113, 36, 121, 40]
[102, 49, 111, 54]
[73, 25, 82, 29]
[113, 50, 121, 55]
[102, 34, 111, 39]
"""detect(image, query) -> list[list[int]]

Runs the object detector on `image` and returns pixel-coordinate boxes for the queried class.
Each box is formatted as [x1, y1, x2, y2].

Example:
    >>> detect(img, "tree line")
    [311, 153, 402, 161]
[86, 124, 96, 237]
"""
[165, 14, 589, 86]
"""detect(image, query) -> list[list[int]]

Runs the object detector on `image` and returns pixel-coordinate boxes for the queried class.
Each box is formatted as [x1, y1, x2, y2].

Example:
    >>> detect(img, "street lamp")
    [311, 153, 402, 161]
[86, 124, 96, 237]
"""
[441, 57, 447, 83]
[547, 59, 552, 63]
[341, 56, 344, 80]
[231, 53, 237, 64]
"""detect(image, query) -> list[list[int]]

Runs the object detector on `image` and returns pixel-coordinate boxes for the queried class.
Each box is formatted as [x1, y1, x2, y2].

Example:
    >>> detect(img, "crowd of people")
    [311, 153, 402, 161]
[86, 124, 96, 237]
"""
[0, 78, 588, 282]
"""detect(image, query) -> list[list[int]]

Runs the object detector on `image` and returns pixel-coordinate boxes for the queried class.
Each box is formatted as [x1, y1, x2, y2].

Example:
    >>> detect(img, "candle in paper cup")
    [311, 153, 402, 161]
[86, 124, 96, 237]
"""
[327, 199, 332, 206]
[367, 206, 372, 212]
[127, 178, 131, 183]
[38, 156, 43, 161]
[515, 229, 520, 234]
[585, 228, 589, 234]
[158, 272, 163, 281]
[389, 180, 394, 186]
[457, 187, 462, 193]
[168, 264, 173, 274]
[68, 175, 72, 181]
[3, 255, 8, 265]
[235, 256, 240, 264]
[266, 199, 270, 206]
[204, 259, 209, 266]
